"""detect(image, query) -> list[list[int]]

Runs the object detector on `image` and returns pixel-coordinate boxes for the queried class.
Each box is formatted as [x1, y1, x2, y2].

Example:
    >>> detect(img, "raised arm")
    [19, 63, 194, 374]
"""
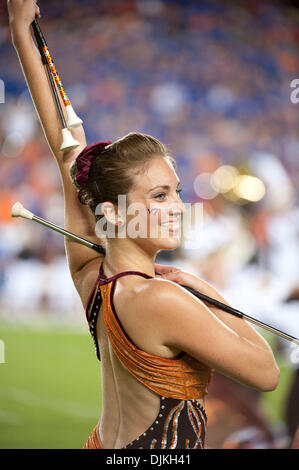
[7, 0, 104, 300]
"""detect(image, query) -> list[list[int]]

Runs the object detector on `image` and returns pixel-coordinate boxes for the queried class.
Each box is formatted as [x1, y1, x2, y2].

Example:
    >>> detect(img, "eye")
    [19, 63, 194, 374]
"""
[154, 193, 166, 200]
[176, 188, 182, 195]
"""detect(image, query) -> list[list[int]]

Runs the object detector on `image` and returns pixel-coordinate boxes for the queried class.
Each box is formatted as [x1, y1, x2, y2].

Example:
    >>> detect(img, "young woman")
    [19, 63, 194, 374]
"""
[8, 0, 280, 450]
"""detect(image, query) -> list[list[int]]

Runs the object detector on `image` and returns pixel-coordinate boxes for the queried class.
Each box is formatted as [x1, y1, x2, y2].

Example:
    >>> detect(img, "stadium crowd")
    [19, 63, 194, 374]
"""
[0, 0, 298, 448]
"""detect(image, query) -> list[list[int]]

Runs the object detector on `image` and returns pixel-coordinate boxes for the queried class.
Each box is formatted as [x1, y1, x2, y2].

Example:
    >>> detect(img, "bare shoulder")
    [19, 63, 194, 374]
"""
[129, 276, 203, 318]
[121, 276, 206, 343]
[109, 275, 191, 358]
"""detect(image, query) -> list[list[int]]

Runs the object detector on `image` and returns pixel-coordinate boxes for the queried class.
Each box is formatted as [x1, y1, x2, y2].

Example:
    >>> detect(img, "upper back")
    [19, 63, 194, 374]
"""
[85, 263, 213, 400]
[83, 262, 214, 448]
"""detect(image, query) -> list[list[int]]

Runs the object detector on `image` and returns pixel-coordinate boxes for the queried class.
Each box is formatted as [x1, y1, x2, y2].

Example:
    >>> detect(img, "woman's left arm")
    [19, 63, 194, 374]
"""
[155, 264, 273, 352]
[8, 1, 104, 280]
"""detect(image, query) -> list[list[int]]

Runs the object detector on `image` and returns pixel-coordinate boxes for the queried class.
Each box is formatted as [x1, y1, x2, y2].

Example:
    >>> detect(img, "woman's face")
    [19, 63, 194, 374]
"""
[123, 155, 185, 254]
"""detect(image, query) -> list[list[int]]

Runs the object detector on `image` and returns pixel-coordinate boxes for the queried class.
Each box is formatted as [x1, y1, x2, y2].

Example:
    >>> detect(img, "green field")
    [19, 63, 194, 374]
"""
[0, 321, 101, 449]
[0, 322, 295, 449]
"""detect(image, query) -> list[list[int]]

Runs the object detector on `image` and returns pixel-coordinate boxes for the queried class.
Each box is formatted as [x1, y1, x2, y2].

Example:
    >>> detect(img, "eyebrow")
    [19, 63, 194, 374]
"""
[148, 181, 181, 192]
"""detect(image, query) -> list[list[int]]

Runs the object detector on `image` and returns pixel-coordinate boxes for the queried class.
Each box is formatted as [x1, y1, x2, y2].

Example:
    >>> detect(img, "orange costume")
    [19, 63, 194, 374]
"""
[83, 265, 214, 449]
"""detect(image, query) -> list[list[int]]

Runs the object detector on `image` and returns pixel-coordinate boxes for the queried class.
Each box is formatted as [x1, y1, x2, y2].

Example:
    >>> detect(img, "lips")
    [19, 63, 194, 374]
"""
[161, 220, 181, 233]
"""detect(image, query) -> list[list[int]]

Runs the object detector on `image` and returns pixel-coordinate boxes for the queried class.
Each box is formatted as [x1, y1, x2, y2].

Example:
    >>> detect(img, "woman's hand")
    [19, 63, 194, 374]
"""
[154, 263, 221, 299]
[8, 0, 41, 35]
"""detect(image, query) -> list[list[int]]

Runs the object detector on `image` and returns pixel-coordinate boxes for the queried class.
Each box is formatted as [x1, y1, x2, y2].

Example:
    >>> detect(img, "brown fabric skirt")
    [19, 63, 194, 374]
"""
[83, 425, 104, 449]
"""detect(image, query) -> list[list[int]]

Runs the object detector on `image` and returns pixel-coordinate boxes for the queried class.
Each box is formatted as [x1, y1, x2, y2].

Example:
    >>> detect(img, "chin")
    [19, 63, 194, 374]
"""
[135, 233, 181, 253]
[155, 235, 181, 251]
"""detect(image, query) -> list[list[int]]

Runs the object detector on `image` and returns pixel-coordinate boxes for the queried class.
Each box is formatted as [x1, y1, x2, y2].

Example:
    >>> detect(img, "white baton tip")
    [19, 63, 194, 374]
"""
[66, 105, 83, 128]
[11, 202, 34, 220]
[60, 128, 80, 151]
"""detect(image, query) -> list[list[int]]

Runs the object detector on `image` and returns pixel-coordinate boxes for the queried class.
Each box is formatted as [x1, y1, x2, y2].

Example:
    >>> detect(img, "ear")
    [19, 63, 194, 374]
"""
[101, 202, 123, 226]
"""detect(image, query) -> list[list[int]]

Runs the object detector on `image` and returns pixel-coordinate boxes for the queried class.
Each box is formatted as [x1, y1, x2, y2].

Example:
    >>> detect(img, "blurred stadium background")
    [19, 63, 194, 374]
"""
[0, 0, 299, 449]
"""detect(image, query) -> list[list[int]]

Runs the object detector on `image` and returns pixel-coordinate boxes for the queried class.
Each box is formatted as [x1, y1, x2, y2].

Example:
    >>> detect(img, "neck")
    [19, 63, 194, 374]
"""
[102, 238, 157, 278]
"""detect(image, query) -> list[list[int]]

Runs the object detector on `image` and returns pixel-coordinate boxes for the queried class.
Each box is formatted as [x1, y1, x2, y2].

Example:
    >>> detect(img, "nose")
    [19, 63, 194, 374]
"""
[169, 193, 185, 217]
[178, 195, 186, 215]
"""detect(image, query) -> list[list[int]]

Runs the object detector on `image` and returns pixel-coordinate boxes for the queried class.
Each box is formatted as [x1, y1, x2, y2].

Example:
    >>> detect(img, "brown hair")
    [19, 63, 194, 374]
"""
[70, 132, 174, 222]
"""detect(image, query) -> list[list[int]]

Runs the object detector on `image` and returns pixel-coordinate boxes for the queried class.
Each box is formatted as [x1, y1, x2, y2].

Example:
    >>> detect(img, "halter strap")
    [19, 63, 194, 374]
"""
[98, 263, 154, 284]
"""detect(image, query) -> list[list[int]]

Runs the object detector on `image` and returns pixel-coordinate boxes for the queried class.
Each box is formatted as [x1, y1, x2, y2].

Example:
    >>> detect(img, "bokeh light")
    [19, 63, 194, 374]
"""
[193, 172, 219, 200]
[234, 175, 266, 202]
[211, 165, 239, 194]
